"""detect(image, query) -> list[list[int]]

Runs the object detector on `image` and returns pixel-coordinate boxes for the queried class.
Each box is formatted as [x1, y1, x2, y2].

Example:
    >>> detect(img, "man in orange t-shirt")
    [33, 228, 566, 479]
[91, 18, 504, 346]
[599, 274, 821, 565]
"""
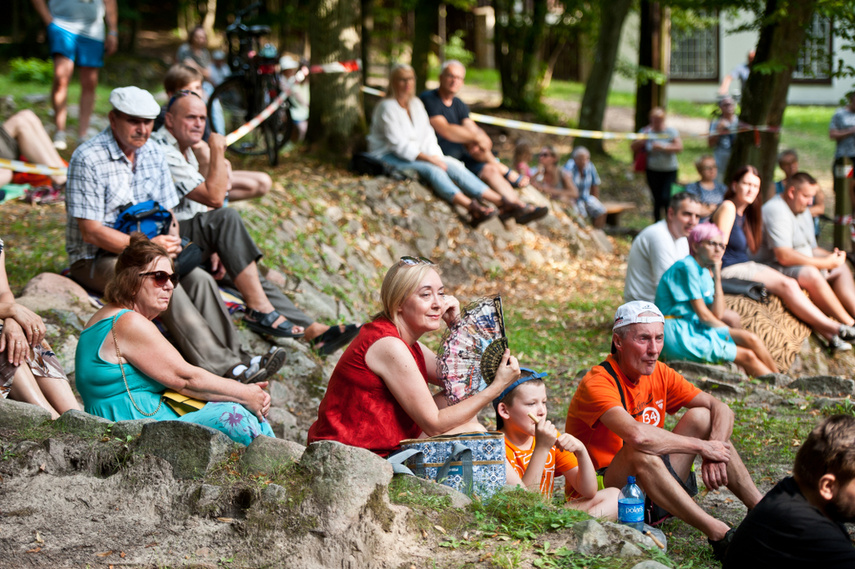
[566, 301, 762, 563]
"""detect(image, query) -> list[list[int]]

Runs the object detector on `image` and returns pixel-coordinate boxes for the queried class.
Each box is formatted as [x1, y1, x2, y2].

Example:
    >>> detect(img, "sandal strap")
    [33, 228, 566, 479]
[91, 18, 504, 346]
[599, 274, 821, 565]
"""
[245, 308, 281, 328]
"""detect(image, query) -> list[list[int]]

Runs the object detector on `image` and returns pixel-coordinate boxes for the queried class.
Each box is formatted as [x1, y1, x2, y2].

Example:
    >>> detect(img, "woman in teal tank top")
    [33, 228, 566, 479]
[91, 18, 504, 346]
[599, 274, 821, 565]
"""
[75, 235, 273, 446]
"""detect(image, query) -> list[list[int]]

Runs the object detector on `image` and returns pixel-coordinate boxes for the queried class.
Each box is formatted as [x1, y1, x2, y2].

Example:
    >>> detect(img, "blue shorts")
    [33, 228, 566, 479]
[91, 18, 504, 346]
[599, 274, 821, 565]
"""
[48, 23, 105, 68]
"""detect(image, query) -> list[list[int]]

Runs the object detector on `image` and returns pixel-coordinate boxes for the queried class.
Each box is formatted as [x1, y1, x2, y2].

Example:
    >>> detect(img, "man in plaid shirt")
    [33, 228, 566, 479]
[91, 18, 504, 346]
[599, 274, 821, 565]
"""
[65, 86, 276, 383]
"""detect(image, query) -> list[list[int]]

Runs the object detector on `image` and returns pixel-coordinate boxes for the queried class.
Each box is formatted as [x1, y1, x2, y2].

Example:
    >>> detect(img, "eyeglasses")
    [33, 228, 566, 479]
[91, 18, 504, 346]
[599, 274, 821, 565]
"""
[703, 240, 726, 250]
[166, 89, 202, 111]
[398, 256, 434, 266]
[539, 151, 555, 158]
[140, 270, 178, 287]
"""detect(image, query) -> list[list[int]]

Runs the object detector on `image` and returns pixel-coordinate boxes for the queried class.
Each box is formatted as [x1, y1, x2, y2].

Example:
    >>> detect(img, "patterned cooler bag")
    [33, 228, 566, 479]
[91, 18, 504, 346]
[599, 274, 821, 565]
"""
[390, 432, 506, 499]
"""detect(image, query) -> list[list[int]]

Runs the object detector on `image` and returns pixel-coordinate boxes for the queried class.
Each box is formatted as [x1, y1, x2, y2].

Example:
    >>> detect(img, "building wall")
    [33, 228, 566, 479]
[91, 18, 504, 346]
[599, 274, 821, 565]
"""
[668, 11, 855, 106]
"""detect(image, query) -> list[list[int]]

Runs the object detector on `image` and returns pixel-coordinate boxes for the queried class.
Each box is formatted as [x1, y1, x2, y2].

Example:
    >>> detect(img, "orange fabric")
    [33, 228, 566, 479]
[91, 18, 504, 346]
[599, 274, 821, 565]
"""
[11, 156, 68, 187]
[504, 436, 578, 499]
[565, 354, 700, 470]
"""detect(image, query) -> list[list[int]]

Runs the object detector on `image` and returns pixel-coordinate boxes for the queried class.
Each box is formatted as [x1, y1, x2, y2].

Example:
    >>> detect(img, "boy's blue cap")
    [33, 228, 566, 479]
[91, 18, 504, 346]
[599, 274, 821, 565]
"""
[492, 367, 548, 409]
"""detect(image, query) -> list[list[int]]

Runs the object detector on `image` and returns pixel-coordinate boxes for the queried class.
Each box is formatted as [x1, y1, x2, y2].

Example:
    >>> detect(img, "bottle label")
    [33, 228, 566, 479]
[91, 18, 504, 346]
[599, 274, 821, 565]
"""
[618, 499, 644, 524]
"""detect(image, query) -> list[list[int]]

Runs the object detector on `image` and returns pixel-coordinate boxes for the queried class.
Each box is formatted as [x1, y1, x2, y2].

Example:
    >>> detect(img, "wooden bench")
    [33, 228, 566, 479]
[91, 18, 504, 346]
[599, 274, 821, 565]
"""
[603, 201, 636, 227]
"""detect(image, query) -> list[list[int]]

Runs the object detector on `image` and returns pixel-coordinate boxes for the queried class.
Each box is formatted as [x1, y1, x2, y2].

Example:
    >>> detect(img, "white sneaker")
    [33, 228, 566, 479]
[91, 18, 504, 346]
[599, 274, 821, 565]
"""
[829, 335, 852, 352]
[53, 130, 67, 150]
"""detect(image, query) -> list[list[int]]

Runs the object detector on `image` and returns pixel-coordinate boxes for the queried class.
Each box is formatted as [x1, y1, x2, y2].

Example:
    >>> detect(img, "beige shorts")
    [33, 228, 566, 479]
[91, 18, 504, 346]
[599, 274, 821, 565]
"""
[721, 261, 767, 281]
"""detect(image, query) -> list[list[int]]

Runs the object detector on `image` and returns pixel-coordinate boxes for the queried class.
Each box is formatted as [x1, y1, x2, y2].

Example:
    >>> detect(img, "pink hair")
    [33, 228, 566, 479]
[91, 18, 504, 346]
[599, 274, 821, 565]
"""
[688, 222, 723, 254]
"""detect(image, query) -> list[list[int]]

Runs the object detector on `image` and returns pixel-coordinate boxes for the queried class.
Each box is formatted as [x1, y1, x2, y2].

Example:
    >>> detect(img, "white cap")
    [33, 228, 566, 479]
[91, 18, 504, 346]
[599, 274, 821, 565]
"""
[109, 87, 161, 119]
[280, 55, 299, 70]
[613, 301, 664, 331]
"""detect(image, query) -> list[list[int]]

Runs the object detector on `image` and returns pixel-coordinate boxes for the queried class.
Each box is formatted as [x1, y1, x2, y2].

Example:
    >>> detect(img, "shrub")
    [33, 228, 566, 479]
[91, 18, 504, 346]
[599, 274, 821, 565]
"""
[9, 58, 54, 84]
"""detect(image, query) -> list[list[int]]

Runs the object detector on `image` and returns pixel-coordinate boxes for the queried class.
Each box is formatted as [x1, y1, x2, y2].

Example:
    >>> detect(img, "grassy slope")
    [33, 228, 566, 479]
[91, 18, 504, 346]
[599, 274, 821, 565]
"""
[1, 62, 846, 569]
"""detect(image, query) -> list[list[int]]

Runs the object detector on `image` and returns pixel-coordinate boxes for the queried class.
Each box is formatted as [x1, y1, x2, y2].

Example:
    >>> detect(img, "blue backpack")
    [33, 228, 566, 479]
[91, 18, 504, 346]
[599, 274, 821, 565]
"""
[113, 200, 172, 238]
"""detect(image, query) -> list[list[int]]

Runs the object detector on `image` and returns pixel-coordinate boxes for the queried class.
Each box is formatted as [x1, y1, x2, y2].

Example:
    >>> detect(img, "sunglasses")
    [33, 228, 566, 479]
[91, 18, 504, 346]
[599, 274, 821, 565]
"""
[166, 89, 202, 111]
[398, 256, 434, 266]
[539, 151, 555, 157]
[140, 270, 179, 287]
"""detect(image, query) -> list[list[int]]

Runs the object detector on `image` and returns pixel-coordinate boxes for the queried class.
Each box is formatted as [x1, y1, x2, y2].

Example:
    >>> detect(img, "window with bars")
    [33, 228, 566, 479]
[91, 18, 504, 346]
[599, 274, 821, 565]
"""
[670, 18, 719, 81]
[792, 15, 832, 83]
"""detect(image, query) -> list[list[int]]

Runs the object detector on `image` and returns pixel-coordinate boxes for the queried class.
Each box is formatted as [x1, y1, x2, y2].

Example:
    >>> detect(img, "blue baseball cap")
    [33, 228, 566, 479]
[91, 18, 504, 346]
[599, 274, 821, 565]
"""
[492, 367, 548, 428]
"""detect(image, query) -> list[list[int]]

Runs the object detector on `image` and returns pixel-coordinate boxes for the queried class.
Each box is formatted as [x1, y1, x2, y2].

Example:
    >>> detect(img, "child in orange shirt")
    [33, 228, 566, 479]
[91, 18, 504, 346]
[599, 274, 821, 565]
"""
[494, 368, 619, 518]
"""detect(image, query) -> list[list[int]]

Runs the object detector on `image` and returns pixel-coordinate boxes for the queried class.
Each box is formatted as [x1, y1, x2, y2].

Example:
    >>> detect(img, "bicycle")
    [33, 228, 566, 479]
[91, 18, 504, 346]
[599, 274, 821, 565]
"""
[208, 2, 293, 166]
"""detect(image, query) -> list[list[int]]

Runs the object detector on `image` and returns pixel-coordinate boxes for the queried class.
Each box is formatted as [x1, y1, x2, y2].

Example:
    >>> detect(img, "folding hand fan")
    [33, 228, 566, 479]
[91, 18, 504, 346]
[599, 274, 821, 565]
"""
[436, 295, 508, 404]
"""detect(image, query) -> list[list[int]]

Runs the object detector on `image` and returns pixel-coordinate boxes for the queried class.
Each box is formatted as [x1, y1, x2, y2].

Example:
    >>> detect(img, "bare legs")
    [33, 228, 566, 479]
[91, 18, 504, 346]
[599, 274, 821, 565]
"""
[755, 266, 849, 339]
[7, 366, 81, 420]
[796, 266, 855, 325]
[602, 408, 761, 541]
[729, 329, 777, 375]
[2, 110, 67, 185]
[232, 261, 304, 335]
[51, 54, 99, 139]
[228, 171, 272, 202]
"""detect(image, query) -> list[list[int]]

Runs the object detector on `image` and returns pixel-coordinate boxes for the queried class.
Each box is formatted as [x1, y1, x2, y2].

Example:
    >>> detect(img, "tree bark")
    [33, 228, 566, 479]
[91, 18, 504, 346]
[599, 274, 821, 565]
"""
[726, 0, 817, 193]
[576, 0, 633, 154]
[307, 0, 365, 158]
[412, 0, 437, 94]
[360, 0, 373, 86]
[493, 0, 548, 111]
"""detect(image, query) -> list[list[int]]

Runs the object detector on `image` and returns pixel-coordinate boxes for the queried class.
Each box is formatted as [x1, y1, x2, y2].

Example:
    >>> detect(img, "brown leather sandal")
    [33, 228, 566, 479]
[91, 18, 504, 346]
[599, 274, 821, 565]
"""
[467, 201, 497, 228]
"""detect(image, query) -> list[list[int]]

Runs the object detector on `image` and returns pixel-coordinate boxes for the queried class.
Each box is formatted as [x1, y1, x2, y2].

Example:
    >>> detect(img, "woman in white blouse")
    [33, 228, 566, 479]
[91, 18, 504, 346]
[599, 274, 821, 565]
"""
[367, 64, 508, 227]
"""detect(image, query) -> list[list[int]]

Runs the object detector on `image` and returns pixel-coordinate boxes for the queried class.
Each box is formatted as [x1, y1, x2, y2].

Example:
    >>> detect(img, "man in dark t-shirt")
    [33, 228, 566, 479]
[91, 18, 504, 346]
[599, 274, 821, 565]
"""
[419, 61, 547, 224]
[725, 415, 855, 568]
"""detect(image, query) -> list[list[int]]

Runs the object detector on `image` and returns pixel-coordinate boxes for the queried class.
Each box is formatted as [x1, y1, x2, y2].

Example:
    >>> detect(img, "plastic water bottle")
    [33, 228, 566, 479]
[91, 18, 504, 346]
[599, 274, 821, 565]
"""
[618, 475, 645, 531]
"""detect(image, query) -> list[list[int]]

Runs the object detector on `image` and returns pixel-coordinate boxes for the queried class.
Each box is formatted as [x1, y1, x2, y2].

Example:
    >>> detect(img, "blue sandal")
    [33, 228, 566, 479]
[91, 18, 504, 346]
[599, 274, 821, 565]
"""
[243, 309, 305, 338]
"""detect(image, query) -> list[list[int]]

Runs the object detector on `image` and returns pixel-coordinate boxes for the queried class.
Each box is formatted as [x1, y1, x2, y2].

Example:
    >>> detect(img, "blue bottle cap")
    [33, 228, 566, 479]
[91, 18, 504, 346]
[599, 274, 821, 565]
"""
[628, 475, 636, 484]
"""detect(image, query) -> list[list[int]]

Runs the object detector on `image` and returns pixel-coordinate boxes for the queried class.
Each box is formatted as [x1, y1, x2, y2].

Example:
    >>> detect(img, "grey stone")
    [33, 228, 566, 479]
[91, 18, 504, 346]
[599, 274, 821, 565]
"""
[300, 440, 393, 534]
[241, 436, 305, 476]
[668, 360, 744, 383]
[695, 379, 745, 398]
[291, 280, 338, 321]
[631, 562, 671, 569]
[267, 407, 300, 441]
[325, 206, 344, 223]
[23, 93, 49, 104]
[618, 542, 644, 557]
[788, 375, 855, 396]
[192, 483, 224, 515]
[371, 243, 397, 272]
[755, 373, 794, 389]
[111, 419, 156, 441]
[403, 475, 472, 508]
[590, 229, 613, 254]
[573, 519, 612, 556]
[320, 243, 346, 272]
[18, 273, 98, 317]
[743, 388, 785, 407]
[812, 396, 851, 410]
[0, 398, 51, 430]
[54, 409, 112, 437]
[136, 421, 233, 478]
[259, 482, 289, 505]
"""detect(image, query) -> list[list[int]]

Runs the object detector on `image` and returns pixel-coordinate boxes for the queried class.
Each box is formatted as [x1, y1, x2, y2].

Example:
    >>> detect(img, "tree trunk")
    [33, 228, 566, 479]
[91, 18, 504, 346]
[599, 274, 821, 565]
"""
[726, 0, 817, 193]
[360, 0, 373, 86]
[308, 0, 365, 158]
[493, 0, 548, 112]
[576, 0, 633, 154]
[202, 0, 217, 40]
[412, 0, 437, 94]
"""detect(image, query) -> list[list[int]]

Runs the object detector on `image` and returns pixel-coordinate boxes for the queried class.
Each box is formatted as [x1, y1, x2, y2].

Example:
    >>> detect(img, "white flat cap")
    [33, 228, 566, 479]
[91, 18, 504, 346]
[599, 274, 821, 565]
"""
[109, 86, 160, 119]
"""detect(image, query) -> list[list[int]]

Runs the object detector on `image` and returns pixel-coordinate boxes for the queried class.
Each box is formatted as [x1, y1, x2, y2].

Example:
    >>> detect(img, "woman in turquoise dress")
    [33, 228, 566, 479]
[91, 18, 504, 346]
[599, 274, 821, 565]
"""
[75, 234, 273, 445]
[655, 222, 778, 377]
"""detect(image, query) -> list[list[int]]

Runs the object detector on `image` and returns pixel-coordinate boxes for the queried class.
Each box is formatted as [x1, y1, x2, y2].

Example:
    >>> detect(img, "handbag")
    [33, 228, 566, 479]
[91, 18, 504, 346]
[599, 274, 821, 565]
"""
[389, 432, 506, 499]
[113, 201, 203, 277]
[114, 200, 172, 239]
[632, 149, 647, 173]
[161, 390, 206, 416]
[721, 278, 769, 303]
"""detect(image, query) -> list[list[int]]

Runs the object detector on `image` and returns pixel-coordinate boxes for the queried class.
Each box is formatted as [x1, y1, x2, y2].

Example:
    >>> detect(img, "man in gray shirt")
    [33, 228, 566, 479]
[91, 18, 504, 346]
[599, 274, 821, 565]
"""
[759, 172, 855, 326]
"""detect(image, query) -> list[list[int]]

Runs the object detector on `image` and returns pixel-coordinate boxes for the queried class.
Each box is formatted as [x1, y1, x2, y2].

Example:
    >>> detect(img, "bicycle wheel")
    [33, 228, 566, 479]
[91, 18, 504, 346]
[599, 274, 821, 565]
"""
[260, 75, 294, 166]
[208, 76, 267, 157]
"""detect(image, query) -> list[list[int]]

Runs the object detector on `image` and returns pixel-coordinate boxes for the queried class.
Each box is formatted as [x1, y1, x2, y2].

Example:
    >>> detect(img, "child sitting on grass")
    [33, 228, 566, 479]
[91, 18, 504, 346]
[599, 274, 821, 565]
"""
[494, 368, 619, 518]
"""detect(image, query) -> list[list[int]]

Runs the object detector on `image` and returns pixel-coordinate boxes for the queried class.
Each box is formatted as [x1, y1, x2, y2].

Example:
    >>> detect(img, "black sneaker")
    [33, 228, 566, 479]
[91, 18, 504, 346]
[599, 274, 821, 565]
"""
[839, 324, 855, 342]
[708, 528, 735, 564]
